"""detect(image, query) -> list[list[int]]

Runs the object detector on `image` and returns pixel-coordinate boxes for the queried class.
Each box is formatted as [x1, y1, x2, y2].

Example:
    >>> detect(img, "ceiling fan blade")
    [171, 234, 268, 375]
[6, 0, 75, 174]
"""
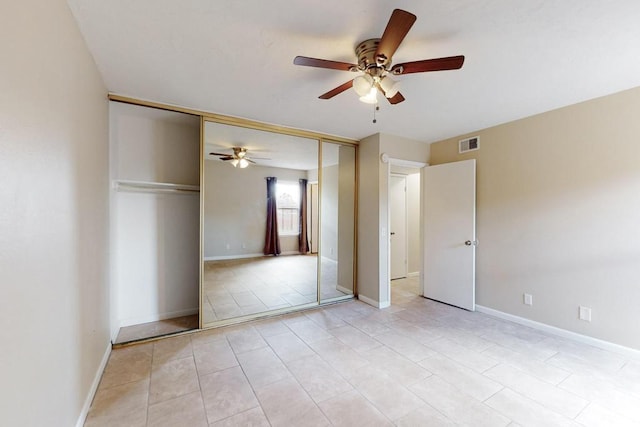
[319, 80, 354, 99]
[391, 55, 465, 75]
[375, 9, 417, 65]
[387, 91, 405, 104]
[249, 156, 271, 160]
[219, 156, 234, 161]
[209, 152, 231, 156]
[294, 56, 358, 72]
[246, 158, 256, 164]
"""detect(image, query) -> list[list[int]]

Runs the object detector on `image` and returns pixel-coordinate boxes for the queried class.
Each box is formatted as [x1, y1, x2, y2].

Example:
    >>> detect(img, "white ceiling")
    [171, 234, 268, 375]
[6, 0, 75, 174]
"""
[69, 0, 640, 143]
[204, 120, 323, 171]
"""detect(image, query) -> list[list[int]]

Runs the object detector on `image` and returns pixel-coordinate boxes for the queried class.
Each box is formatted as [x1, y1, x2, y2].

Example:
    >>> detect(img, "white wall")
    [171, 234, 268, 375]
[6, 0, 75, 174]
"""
[203, 161, 307, 258]
[110, 102, 200, 328]
[0, 1, 110, 425]
[430, 86, 640, 351]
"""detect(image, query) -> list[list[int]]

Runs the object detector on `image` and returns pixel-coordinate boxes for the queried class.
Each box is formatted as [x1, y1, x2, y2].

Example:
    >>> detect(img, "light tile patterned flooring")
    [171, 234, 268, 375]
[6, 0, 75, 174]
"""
[202, 255, 349, 323]
[86, 277, 640, 426]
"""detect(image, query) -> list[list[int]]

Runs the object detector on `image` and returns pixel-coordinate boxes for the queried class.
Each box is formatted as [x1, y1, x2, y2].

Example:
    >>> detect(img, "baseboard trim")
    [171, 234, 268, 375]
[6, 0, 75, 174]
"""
[336, 285, 352, 295]
[204, 251, 302, 261]
[204, 253, 263, 261]
[76, 342, 111, 427]
[476, 304, 640, 360]
[357, 294, 390, 309]
[407, 271, 420, 278]
[110, 324, 119, 343]
[119, 308, 199, 328]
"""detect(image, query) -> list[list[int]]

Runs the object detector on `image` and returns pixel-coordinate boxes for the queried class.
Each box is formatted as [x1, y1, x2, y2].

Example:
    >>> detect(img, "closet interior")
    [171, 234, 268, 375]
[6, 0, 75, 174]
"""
[110, 102, 200, 344]
[108, 98, 358, 344]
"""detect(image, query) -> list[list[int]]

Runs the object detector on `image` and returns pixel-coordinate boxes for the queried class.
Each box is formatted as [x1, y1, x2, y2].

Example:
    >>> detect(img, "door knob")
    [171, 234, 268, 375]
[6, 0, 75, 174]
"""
[465, 240, 472, 245]
[465, 240, 478, 246]
[390, 232, 395, 235]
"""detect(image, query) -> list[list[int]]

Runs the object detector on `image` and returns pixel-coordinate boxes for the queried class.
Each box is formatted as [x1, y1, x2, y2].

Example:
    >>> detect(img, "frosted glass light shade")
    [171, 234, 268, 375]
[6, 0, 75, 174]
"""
[230, 158, 239, 167]
[379, 76, 399, 98]
[353, 74, 374, 96]
[359, 87, 378, 104]
[238, 158, 249, 168]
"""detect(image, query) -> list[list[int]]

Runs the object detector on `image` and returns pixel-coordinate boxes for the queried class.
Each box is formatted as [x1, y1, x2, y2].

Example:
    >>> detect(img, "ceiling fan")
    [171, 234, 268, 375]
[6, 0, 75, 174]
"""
[209, 147, 269, 168]
[293, 9, 464, 105]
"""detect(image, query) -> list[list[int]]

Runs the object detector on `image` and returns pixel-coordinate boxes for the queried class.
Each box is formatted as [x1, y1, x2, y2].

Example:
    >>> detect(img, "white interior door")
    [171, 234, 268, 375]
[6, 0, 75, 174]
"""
[390, 175, 407, 280]
[423, 159, 476, 311]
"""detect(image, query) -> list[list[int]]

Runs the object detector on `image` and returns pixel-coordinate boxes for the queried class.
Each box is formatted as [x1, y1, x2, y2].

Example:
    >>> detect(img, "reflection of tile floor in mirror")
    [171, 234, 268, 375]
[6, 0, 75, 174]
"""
[202, 255, 350, 323]
[114, 314, 199, 344]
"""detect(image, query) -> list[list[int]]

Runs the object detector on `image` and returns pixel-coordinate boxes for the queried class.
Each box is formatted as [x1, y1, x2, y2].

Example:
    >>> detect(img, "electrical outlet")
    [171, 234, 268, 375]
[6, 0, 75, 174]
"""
[579, 306, 592, 322]
[226, 243, 231, 250]
[242, 243, 246, 249]
[523, 293, 533, 306]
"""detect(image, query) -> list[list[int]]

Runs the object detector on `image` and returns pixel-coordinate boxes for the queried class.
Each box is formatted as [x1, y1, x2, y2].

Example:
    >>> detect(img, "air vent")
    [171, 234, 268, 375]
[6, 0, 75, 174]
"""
[459, 136, 480, 153]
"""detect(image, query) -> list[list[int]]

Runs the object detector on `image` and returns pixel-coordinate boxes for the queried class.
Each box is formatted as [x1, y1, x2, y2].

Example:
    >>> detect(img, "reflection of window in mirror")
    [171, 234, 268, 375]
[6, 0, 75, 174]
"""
[276, 181, 300, 236]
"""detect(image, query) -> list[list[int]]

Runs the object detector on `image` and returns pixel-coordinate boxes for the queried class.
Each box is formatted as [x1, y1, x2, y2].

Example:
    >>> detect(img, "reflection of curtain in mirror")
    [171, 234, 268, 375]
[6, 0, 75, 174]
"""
[298, 179, 309, 254]
[264, 177, 281, 256]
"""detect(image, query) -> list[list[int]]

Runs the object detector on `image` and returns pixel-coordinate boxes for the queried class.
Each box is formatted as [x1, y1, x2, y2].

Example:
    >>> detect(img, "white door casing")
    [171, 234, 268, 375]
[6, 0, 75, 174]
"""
[423, 159, 476, 311]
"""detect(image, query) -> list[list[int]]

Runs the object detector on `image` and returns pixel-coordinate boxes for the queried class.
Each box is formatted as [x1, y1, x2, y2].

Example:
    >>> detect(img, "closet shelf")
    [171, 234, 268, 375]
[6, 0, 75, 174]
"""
[113, 180, 200, 194]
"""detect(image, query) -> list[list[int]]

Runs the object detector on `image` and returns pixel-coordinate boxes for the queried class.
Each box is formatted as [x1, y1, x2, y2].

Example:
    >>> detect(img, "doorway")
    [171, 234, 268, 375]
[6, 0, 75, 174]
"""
[384, 158, 477, 310]
[388, 162, 424, 304]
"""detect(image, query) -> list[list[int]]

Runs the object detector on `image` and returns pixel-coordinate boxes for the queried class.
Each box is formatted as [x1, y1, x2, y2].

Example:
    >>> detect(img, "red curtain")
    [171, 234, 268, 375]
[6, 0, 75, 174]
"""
[298, 179, 309, 253]
[263, 177, 281, 256]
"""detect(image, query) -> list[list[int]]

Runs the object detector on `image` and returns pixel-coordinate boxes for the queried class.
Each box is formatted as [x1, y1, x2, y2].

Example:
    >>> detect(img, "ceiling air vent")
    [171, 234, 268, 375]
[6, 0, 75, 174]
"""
[459, 136, 480, 153]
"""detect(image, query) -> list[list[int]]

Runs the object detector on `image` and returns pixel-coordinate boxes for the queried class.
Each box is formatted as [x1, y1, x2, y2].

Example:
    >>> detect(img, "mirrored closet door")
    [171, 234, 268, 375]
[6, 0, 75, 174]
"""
[201, 120, 356, 328]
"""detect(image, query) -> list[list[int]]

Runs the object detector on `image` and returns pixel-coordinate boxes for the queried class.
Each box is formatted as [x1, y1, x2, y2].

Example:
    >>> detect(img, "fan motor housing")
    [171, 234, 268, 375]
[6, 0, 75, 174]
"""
[355, 38, 390, 70]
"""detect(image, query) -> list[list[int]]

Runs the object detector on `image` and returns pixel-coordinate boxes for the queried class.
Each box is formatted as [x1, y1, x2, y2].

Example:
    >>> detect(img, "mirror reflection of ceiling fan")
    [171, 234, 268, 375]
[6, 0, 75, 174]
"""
[209, 147, 270, 168]
[293, 9, 465, 105]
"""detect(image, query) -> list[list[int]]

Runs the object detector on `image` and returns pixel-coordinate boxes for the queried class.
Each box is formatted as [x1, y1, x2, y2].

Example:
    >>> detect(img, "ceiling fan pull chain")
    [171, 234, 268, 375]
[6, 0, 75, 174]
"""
[373, 103, 379, 124]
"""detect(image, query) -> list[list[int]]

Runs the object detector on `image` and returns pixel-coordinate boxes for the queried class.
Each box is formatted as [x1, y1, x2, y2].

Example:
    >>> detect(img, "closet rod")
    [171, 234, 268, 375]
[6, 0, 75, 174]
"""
[114, 180, 200, 194]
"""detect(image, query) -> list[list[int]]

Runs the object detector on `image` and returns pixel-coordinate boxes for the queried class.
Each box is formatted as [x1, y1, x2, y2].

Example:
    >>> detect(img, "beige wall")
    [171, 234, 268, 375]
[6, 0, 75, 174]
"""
[430, 86, 640, 350]
[358, 133, 429, 306]
[337, 145, 357, 291]
[357, 134, 382, 303]
[0, 0, 110, 425]
[203, 161, 307, 257]
[321, 163, 339, 262]
[407, 173, 421, 274]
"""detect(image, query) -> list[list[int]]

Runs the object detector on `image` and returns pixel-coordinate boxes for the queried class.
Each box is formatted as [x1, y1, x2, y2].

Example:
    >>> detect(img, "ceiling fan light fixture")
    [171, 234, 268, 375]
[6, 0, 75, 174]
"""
[230, 158, 239, 167]
[353, 74, 374, 97]
[238, 158, 249, 168]
[359, 86, 378, 104]
[380, 76, 400, 98]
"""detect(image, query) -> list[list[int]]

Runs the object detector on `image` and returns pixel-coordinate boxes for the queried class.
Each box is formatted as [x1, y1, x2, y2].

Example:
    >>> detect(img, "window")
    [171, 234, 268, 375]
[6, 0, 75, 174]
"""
[276, 182, 300, 236]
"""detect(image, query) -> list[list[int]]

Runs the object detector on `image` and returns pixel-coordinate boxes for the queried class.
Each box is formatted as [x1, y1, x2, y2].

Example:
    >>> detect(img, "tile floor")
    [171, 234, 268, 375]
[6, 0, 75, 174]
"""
[86, 277, 640, 426]
[202, 255, 350, 324]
